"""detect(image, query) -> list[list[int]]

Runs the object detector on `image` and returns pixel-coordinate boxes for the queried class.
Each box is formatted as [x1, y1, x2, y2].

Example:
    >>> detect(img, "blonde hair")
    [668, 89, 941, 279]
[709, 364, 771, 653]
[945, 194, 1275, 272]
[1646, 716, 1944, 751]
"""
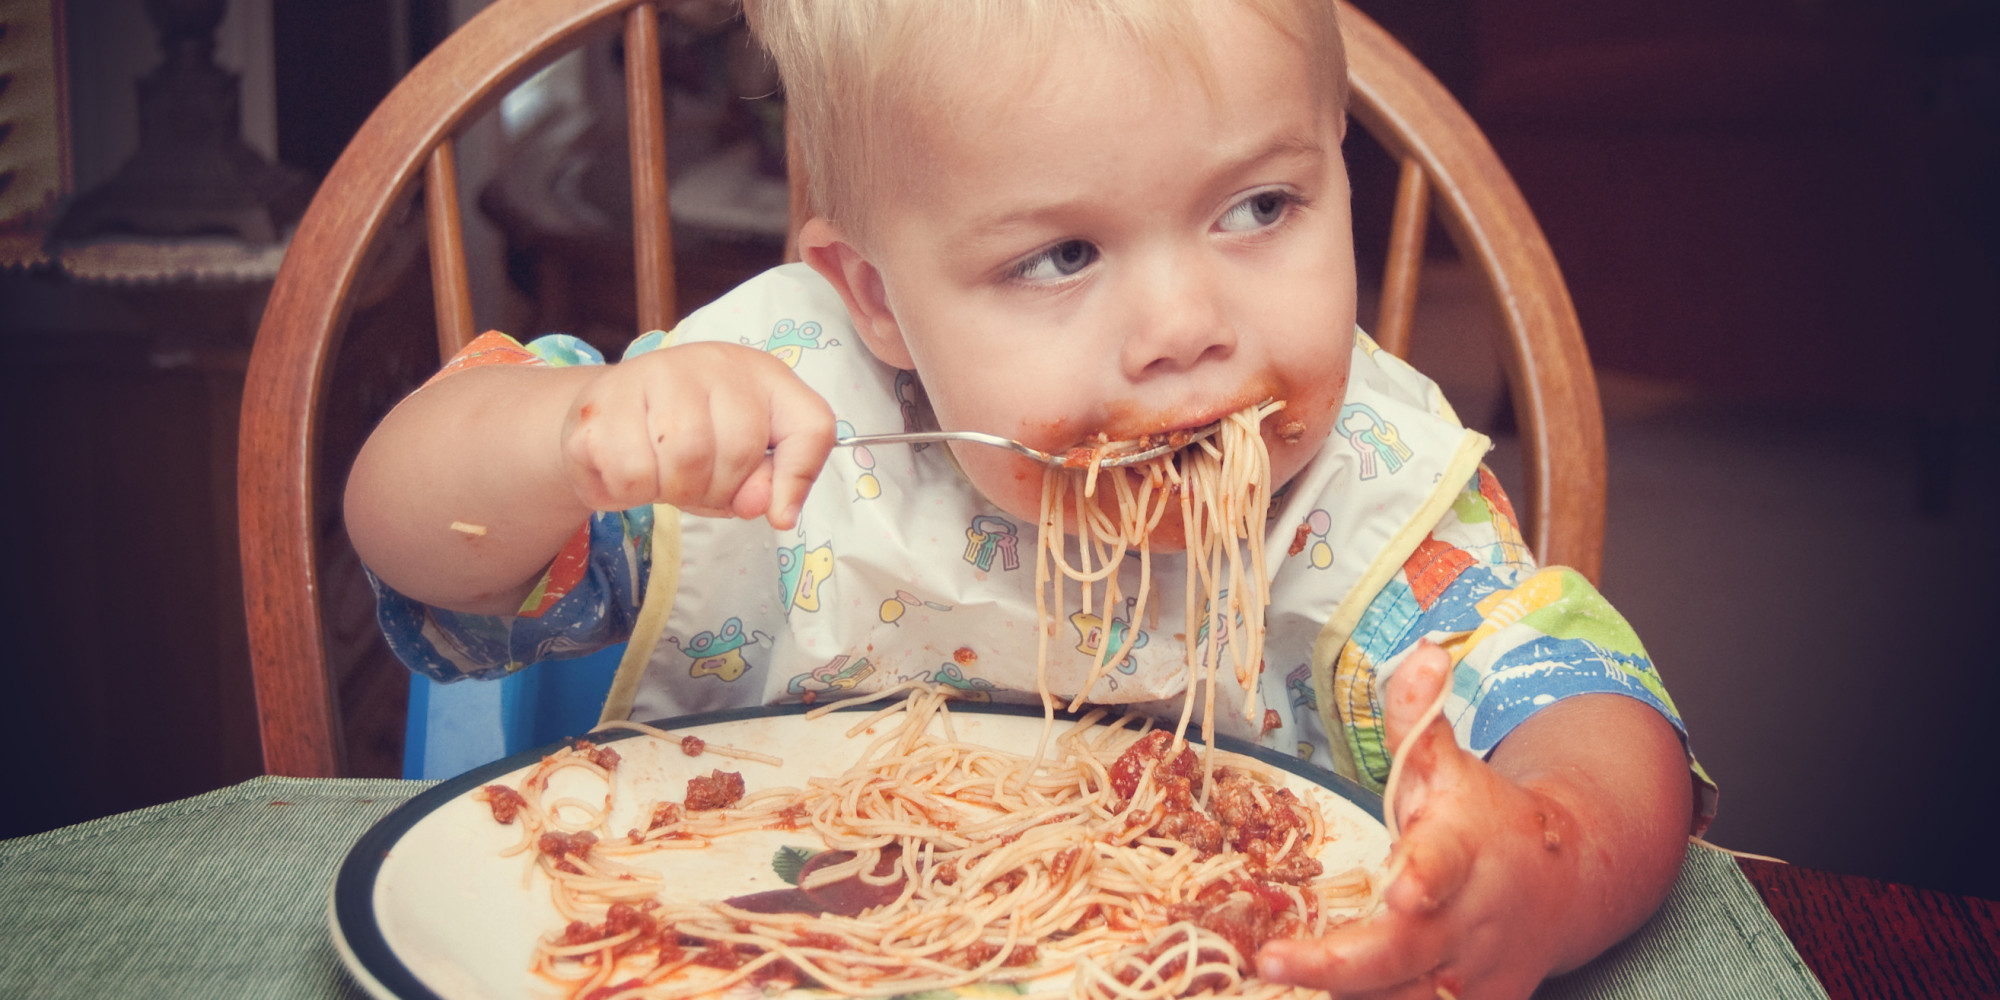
[742, 0, 1347, 246]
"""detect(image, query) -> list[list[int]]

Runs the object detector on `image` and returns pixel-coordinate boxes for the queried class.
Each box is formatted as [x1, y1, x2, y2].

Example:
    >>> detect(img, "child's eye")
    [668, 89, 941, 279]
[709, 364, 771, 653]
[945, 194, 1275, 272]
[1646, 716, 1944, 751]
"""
[1012, 240, 1099, 281]
[1217, 189, 1299, 232]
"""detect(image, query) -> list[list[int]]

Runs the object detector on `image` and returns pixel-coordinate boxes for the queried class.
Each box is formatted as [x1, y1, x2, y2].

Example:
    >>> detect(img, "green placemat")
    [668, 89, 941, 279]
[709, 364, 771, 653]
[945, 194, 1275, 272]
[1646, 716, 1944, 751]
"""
[0, 776, 430, 999]
[1538, 842, 1829, 1000]
[0, 779, 1826, 1000]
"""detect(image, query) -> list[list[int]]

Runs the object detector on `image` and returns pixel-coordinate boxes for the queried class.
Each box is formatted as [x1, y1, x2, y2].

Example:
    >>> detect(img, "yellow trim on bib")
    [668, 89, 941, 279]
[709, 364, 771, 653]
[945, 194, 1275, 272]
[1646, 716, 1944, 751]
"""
[600, 502, 683, 725]
[599, 325, 688, 726]
[1307, 430, 1491, 780]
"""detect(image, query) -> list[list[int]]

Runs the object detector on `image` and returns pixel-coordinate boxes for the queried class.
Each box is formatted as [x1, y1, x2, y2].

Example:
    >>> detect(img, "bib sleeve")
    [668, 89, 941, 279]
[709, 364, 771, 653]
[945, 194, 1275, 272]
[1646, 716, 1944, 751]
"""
[364, 331, 657, 682]
[1331, 467, 1719, 832]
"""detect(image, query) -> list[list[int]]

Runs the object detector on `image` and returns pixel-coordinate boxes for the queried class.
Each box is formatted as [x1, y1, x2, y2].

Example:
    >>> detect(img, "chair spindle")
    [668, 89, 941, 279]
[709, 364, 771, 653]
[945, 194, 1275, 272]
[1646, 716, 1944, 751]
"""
[1375, 156, 1430, 359]
[425, 141, 478, 361]
[625, 3, 676, 331]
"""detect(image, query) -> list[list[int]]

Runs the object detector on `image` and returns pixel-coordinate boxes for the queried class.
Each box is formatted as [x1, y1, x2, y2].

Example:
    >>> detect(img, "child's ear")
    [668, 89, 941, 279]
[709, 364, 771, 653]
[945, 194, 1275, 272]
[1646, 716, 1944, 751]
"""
[798, 218, 916, 370]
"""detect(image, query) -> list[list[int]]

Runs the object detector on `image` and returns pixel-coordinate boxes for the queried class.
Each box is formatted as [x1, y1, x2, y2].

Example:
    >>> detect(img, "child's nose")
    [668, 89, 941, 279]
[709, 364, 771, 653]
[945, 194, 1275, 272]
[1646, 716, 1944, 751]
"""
[1119, 259, 1237, 377]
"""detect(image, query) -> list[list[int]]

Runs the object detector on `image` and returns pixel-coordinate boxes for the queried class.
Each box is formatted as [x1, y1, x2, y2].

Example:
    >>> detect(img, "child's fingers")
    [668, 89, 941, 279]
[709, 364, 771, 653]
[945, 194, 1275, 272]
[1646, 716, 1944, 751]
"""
[568, 380, 666, 510]
[763, 387, 835, 530]
[1257, 914, 1447, 996]
[699, 385, 784, 514]
[729, 460, 777, 522]
[1379, 640, 1463, 839]
[646, 387, 728, 513]
[1382, 640, 1451, 750]
[1383, 823, 1474, 915]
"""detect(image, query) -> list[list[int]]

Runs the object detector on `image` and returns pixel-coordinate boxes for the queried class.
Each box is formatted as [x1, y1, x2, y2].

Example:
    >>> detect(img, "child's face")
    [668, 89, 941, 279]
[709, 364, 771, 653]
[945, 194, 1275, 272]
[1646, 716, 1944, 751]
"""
[806, 3, 1355, 531]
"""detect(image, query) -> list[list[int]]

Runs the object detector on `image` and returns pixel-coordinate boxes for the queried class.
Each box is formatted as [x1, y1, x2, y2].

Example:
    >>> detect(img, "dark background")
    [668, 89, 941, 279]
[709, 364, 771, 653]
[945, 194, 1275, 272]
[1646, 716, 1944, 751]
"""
[3, 0, 1995, 901]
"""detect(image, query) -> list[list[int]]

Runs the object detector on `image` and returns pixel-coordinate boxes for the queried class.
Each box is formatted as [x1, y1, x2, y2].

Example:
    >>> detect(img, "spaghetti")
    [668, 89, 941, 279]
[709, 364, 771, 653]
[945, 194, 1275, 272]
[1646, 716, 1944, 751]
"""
[466, 401, 1377, 1000]
[1035, 402, 1284, 785]
[475, 687, 1377, 1000]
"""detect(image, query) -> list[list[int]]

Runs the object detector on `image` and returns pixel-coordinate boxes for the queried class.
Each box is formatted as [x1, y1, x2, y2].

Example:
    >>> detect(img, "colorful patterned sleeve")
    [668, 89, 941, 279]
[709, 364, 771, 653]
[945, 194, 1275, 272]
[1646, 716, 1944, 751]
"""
[365, 331, 663, 682]
[1331, 467, 1719, 831]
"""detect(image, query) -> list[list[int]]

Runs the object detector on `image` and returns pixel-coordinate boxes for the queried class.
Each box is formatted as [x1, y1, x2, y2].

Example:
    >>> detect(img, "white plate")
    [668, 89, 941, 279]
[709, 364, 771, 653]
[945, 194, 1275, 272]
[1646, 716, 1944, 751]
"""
[331, 702, 1390, 1000]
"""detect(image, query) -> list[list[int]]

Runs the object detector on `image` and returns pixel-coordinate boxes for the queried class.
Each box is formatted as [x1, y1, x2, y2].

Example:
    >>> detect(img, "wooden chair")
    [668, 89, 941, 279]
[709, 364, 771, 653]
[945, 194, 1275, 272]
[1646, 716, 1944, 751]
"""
[239, 0, 1604, 777]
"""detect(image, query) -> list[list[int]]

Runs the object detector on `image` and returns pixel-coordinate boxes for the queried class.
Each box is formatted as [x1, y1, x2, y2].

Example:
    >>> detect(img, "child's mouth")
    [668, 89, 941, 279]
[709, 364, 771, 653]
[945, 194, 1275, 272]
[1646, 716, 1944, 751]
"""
[1059, 400, 1287, 469]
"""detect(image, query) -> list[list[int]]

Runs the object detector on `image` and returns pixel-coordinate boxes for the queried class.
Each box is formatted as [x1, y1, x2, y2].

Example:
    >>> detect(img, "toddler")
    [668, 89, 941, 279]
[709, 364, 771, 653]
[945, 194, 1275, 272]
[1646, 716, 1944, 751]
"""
[346, 1, 1714, 996]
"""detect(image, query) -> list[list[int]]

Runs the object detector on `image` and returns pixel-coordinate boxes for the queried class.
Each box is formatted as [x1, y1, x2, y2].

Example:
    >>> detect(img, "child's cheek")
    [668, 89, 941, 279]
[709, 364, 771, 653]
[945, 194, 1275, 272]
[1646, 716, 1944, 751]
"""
[952, 446, 1048, 526]
[1268, 371, 1348, 485]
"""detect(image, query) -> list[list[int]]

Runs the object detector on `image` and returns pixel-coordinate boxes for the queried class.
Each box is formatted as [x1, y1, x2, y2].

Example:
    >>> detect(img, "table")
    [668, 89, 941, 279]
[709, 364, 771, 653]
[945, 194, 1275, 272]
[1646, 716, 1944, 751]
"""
[1738, 858, 2000, 1000]
[0, 776, 1989, 999]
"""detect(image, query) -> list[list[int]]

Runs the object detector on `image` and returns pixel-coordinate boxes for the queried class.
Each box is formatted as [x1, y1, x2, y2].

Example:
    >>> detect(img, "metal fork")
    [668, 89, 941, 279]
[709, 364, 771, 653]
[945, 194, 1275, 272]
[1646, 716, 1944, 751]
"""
[834, 424, 1222, 468]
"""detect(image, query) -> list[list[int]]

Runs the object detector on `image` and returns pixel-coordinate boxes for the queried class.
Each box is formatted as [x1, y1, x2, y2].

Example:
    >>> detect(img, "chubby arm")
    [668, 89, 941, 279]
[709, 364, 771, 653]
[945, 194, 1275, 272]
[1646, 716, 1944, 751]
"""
[1259, 642, 1692, 998]
[1485, 677, 1691, 974]
[345, 342, 836, 616]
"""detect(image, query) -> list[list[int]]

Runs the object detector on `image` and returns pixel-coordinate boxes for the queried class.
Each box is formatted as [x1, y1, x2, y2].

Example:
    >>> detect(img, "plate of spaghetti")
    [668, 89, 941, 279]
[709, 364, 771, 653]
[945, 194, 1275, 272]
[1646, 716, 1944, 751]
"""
[330, 688, 1390, 1000]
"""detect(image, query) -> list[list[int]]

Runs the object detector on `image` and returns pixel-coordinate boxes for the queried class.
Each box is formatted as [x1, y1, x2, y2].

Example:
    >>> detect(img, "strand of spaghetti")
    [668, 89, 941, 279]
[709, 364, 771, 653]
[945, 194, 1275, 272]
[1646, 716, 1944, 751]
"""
[1171, 453, 1205, 748]
[804, 679, 934, 720]
[1041, 470, 1127, 585]
[843, 693, 930, 741]
[1066, 468, 1169, 710]
[1194, 445, 1229, 790]
[1225, 416, 1265, 719]
[591, 720, 783, 766]
[1381, 654, 1453, 842]
[539, 929, 643, 959]
[1078, 470, 1099, 616]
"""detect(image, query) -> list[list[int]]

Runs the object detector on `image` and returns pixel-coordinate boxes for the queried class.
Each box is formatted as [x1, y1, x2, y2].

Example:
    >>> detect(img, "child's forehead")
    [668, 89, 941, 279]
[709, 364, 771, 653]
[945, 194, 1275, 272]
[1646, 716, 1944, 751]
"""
[752, 0, 1346, 245]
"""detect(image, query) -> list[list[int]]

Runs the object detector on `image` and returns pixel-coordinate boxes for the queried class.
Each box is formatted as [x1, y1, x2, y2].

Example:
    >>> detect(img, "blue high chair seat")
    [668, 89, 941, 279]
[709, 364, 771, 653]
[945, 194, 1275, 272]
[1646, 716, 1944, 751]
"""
[401, 644, 624, 780]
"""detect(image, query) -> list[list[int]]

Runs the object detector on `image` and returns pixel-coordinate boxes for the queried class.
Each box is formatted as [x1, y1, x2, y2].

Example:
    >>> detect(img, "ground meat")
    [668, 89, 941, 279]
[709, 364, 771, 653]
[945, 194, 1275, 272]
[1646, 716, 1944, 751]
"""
[1258, 850, 1324, 885]
[1116, 935, 1238, 994]
[557, 901, 683, 966]
[680, 735, 705, 756]
[790, 930, 849, 952]
[750, 958, 805, 987]
[1152, 788, 1225, 857]
[963, 941, 1040, 967]
[693, 941, 748, 969]
[773, 801, 810, 830]
[1049, 847, 1083, 882]
[644, 801, 683, 832]
[477, 784, 526, 824]
[1210, 769, 1323, 883]
[1113, 737, 1325, 884]
[1112, 733, 1224, 856]
[684, 769, 745, 811]
[1168, 888, 1288, 965]
[1108, 731, 1199, 802]
[1289, 522, 1312, 556]
[572, 739, 621, 771]
[538, 829, 599, 873]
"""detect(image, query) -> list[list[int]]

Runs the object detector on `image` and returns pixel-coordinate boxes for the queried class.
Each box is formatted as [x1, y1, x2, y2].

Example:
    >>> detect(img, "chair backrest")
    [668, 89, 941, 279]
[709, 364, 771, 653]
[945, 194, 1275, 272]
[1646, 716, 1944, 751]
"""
[240, 0, 1604, 777]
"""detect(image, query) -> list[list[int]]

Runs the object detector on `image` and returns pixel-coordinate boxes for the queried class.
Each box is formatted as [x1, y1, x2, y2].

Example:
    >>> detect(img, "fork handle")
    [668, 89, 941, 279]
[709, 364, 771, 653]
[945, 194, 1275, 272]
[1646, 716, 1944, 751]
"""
[836, 431, 1001, 447]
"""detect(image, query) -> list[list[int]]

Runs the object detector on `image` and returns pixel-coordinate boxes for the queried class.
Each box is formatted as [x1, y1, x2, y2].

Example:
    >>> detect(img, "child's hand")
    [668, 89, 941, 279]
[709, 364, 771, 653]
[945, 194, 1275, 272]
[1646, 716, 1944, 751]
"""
[560, 342, 836, 529]
[1257, 641, 1595, 999]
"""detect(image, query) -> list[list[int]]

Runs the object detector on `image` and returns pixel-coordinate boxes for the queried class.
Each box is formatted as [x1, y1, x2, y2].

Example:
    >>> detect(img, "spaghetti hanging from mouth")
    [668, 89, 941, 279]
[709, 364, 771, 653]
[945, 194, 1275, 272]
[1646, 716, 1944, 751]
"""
[1033, 400, 1286, 779]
